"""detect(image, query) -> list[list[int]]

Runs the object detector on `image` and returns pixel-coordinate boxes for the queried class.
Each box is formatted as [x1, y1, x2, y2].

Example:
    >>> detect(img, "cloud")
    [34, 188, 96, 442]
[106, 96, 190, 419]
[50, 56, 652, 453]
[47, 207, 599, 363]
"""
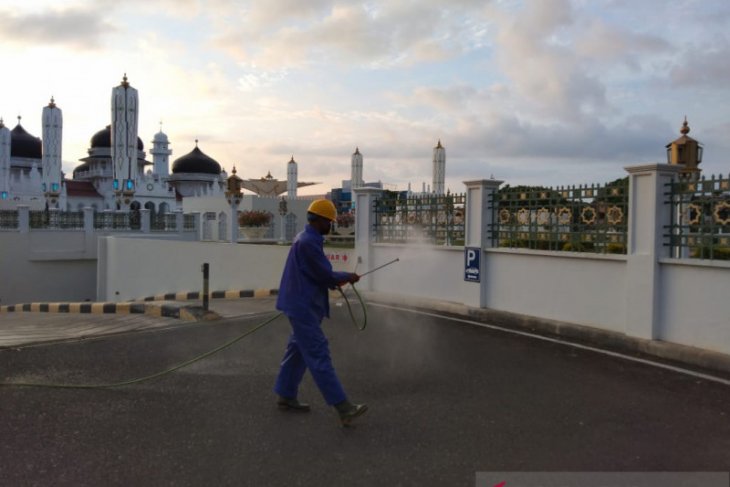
[211, 1, 491, 69]
[0, 6, 113, 48]
[670, 42, 730, 88]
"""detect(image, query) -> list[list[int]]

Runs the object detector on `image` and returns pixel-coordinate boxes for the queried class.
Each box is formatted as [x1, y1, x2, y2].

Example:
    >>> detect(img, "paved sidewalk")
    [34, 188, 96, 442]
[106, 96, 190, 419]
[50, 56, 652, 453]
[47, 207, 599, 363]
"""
[0, 297, 277, 348]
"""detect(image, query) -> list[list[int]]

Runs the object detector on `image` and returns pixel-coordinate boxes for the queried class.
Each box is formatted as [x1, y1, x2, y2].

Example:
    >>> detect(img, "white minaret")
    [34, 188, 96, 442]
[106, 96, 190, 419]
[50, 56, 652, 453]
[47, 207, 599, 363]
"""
[111, 74, 139, 194]
[41, 97, 63, 202]
[0, 118, 10, 197]
[351, 147, 363, 189]
[150, 123, 172, 178]
[432, 139, 445, 195]
[287, 155, 297, 198]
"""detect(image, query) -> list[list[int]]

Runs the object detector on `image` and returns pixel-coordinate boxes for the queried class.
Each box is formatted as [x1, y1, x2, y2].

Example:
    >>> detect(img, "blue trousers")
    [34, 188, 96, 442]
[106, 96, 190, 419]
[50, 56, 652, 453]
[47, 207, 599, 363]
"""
[273, 315, 347, 405]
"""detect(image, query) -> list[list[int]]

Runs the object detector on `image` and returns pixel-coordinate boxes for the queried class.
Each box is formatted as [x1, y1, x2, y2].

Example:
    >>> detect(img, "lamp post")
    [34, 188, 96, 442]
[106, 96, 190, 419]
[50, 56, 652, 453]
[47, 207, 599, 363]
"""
[278, 196, 287, 244]
[225, 166, 243, 243]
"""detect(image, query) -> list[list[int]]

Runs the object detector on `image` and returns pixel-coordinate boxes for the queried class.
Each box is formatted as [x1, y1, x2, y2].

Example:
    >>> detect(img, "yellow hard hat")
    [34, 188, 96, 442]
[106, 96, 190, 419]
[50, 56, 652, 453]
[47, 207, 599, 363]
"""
[307, 199, 337, 222]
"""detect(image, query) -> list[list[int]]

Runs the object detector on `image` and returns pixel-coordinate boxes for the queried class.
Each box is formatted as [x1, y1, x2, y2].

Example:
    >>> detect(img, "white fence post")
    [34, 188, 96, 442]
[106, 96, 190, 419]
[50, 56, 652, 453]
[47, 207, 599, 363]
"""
[18, 205, 29, 233]
[83, 207, 94, 235]
[140, 208, 151, 233]
[353, 187, 382, 291]
[624, 163, 682, 340]
[464, 179, 503, 307]
[175, 209, 184, 236]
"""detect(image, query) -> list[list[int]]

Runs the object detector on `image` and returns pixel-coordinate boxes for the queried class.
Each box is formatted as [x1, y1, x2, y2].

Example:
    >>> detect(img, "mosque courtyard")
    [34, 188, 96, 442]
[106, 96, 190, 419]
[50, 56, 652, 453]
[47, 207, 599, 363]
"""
[1, 297, 730, 486]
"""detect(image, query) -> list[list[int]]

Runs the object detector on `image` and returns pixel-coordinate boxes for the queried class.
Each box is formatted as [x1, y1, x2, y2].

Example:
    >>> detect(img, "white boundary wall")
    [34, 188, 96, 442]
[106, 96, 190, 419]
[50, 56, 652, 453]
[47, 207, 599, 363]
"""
[98, 238, 289, 301]
[354, 165, 730, 357]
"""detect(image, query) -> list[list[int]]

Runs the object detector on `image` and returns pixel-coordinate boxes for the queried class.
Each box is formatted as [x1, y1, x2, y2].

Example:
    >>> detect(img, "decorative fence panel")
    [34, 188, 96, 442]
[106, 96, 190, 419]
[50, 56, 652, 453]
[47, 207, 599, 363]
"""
[665, 173, 730, 260]
[183, 214, 196, 230]
[151, 213, 177, 232]
[29, 211, 46, 229]
[0, 210, 18, 230]
[58, 211, 84, 230]
[490, 178, 629, 254]
[374, 192, 466, 246]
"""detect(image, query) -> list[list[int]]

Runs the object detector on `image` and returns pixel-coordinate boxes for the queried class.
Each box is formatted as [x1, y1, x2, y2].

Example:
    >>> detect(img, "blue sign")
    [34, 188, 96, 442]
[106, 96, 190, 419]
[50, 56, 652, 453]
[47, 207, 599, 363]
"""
[464, 247, 480, 282]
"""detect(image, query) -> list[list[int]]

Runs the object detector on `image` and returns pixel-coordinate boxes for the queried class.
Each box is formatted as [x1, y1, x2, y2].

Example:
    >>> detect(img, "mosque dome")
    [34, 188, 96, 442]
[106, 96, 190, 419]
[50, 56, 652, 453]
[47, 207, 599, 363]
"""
[90, 125, 144, 151]
[153, 131, 169, 143]
[10, 122, 42, 159]
[171, 142, 221, 175]
[73, 162, 90, 176]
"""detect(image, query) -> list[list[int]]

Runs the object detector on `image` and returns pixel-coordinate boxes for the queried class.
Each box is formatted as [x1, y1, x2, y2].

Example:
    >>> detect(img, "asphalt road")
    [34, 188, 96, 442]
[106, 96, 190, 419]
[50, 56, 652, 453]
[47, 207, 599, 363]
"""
[1, 303, 730, 486]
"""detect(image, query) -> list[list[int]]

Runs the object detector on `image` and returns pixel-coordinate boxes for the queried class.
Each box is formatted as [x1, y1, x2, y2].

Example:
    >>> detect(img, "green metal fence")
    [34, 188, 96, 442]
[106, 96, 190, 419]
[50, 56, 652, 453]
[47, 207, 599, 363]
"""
[374, 192, 466, 246]
[665, 173, 730, 260]
[490, 178, 629, 254]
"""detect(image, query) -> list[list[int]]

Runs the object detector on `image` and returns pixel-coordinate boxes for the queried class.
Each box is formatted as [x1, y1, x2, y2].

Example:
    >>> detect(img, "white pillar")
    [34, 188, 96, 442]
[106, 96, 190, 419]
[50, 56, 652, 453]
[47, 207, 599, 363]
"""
[287, 156, 298, 199]
[175, 209, 184, 236]
[464, 179, 503, 307]
[41, 98, 63, 206]
[111, 74, 139, 204]
[351, 147, 363, 189]
[623, 163, 683, 340]
[230, 203, 240, 243]
[0, 120, 10, 196]
[83, 207, 94, 236]
[18, 205, 30, 233]
[432, 140, 445, 195]
[353, 187, 382, 291]
[140, 208, 151, 233]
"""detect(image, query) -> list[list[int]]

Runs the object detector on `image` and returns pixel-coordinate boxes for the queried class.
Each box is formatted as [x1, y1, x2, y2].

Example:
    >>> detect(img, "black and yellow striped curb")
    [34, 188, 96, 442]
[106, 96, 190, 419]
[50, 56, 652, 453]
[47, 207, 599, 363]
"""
[136, 288, 278, 302]
[0, 289, 278, 320]
[0, 302, 218, 322]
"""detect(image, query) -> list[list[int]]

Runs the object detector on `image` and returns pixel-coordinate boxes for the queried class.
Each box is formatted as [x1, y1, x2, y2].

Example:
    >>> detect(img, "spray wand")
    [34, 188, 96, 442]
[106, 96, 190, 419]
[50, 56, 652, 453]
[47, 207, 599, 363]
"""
[357, 258, 400, 278]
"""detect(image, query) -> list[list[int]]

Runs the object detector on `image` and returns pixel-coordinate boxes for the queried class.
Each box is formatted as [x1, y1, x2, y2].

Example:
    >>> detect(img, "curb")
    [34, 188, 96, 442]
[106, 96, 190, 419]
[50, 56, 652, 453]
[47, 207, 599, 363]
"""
[136, 289, 278, 302]
[363, 291, 730, 377]
[0, 301, 219, 322]
[0, 288, 278, 321]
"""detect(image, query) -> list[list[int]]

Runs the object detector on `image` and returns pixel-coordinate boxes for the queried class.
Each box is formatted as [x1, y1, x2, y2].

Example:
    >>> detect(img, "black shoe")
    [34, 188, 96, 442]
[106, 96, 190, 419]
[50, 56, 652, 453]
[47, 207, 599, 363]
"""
[335, 400, 368, 426]
[277, 396, 311, 412]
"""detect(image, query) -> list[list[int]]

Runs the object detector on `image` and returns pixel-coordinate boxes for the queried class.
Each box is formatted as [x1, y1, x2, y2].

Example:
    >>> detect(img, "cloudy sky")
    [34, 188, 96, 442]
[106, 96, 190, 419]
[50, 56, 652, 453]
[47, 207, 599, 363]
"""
[1, 0, 728, 194]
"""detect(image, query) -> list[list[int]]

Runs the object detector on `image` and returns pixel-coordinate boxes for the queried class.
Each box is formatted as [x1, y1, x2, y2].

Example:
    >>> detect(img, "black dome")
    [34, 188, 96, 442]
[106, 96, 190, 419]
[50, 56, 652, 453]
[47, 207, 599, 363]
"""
[73, 162, 90, 176]
[90, 125, 144, 151]
[172, 145, 221, 175]
[11, 124, 42, 159]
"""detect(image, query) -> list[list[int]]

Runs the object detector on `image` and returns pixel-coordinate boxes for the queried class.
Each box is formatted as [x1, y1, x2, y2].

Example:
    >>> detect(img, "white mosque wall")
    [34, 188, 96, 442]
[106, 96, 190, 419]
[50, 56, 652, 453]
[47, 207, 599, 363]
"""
[97, 237, 289, 302]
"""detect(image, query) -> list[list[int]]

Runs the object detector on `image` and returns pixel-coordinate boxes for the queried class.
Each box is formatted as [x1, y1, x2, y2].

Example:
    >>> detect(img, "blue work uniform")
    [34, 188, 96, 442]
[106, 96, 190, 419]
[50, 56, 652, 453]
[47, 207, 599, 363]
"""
[274, 224, 352, 405]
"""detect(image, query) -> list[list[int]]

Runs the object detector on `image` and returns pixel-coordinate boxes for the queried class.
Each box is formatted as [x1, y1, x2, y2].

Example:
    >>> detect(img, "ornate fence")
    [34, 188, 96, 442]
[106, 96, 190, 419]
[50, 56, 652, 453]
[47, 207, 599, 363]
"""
[183, 214, 196, 230]
[374, 192, 466, 246]
[151, 213, 177, 231]
[490, 178, 629, 254]
[0, 210, 18, 230]
[665, 173, 730, 260]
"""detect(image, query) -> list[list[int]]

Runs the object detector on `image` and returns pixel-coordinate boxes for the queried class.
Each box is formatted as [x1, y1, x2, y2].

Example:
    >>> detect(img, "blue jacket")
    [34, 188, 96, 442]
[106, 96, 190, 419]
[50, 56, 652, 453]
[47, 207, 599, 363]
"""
[276, 225, 351, 321]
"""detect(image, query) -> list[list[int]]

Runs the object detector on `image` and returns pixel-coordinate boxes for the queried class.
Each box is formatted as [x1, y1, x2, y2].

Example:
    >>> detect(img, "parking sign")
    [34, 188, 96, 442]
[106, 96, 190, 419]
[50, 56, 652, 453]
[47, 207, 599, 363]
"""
[464, 247, 480, 282]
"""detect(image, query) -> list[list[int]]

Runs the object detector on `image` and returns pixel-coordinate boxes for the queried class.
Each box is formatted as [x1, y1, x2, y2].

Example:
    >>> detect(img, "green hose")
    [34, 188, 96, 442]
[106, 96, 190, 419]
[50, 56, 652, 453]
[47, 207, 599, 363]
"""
[0, 285, 367, 389]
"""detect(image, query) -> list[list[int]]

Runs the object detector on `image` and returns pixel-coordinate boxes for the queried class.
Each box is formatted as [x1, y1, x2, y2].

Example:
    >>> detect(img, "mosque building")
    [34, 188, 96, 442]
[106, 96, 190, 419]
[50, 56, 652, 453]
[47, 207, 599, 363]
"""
[0, 75, 312, 214]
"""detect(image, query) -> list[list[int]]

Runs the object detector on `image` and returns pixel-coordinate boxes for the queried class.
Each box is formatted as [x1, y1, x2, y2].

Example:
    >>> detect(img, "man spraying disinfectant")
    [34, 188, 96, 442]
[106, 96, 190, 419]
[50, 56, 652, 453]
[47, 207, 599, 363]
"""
[273, 199, 368, 426]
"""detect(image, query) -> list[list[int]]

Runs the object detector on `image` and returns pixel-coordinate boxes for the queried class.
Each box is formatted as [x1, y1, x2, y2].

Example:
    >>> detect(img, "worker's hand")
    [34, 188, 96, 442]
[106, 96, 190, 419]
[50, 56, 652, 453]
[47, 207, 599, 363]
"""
[337, 273, 360, 287]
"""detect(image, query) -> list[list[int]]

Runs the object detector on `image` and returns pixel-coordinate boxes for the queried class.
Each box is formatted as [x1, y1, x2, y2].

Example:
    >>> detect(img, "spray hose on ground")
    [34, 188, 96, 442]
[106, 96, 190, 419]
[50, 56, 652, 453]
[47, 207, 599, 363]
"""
[0, 282, 373, 390]
[0, 258, 400, 389]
